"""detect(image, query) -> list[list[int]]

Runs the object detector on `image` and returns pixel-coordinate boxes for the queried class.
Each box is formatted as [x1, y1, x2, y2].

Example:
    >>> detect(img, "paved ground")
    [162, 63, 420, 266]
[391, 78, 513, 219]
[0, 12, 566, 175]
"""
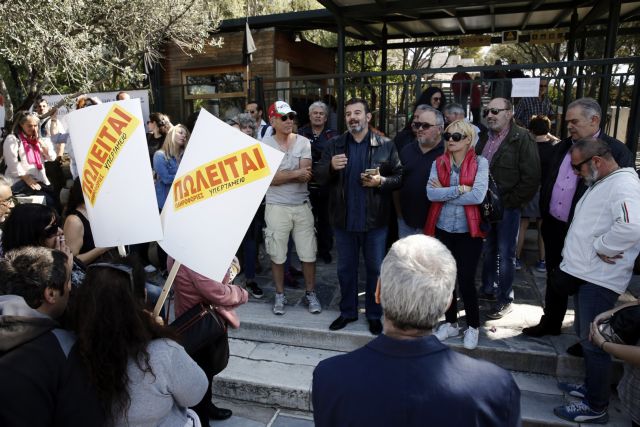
[149, 230, 639, 426]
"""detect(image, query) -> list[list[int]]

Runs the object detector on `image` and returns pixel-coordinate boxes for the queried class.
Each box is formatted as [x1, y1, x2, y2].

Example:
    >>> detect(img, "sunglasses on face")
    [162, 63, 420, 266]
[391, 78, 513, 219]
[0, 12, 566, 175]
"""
[432, 97, 442, 102]
[443, 132, 467, 142]
[412, 122, 435, 130]
[279, 113, 296, 122]
[43, 216, 63, 237]
[571, 156, 594, 171]
[245, 110, 256, 114]
[482, 108, 510, 118]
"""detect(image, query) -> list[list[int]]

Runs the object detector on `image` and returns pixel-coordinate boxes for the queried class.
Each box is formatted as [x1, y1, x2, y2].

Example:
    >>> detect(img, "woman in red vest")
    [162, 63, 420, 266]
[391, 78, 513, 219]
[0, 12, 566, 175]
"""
[425, 120, 488, 350]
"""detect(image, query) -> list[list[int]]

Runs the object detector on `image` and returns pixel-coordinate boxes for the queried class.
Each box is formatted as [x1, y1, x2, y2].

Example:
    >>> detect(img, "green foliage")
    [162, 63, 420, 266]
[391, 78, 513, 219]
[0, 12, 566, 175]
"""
[0, 0, 225, 116]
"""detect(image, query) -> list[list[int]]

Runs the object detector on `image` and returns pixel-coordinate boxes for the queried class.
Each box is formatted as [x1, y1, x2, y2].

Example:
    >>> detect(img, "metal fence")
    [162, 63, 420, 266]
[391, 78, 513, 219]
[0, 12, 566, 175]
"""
[153, 57, 640, 154]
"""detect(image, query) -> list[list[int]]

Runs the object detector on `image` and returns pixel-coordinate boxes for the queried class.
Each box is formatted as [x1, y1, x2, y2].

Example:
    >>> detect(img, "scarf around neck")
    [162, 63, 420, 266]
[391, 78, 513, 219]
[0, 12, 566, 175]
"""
[19, 131, 43, 170]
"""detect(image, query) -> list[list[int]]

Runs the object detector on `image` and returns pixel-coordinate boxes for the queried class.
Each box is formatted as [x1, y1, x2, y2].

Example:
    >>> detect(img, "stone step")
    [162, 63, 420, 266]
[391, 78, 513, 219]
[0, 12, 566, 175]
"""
[214, 338, 632, 426]
[229, 301, 594, 377]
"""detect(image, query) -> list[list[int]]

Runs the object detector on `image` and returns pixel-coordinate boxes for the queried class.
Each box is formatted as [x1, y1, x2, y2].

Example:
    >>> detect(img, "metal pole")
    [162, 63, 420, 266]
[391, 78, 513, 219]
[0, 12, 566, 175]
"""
[561, 10, 579, 140]
[576, 38, 586, 99]
[599, 0, 621, 130]
[337, 19, 346, 133]
[626, 59, 640, 157]
[380, 24, 388, 134]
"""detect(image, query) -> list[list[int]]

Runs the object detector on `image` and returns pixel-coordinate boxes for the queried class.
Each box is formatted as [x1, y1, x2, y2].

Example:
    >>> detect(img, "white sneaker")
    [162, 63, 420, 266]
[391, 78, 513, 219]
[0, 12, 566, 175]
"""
[463, 327, 479, 350]
[434, 322, 459, 341]
[305, 291, 322, 314]
[273, 293, 287, 315]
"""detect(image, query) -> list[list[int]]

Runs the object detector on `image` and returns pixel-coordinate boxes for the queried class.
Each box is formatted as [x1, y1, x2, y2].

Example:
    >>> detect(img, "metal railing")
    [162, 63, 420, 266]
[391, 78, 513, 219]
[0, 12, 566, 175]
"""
[153, 57, 640, 155]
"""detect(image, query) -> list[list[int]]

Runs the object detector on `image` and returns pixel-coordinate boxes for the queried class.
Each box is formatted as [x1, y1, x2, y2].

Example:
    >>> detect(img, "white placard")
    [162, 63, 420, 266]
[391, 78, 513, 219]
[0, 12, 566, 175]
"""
[511, 78, 540, 98]
[66, 99, 163, 247]
[159, 109, 284, 281]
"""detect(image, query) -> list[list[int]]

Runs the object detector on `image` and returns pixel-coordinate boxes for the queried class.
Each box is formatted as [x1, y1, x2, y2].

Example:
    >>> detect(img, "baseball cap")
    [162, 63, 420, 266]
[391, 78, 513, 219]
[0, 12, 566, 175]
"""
[268, 101, 296, 119]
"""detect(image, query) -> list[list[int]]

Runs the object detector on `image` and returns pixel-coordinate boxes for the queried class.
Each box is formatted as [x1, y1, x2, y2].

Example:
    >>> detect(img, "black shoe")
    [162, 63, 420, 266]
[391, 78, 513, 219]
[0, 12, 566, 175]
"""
[487, 302, 513, 320]
[329, 315, 357, 331]
[567, 342, 584, 358]
[368, 319, 383, 335]
[208, 403, 232, 420]
[478, 292, 496, 302]
[321, 252, 332, 264]
[522, 322, 561, 337]
[245, 281, 264, 299]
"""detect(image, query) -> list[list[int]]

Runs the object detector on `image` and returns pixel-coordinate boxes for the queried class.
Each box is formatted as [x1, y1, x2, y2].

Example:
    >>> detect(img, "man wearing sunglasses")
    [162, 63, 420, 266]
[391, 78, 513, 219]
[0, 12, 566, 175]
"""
[476, 97, 540, 320]
[394, 105, 444, 238]
[262, 101, 321, 316]
[551, 137, 640, 424]
[316, 98, 402, 335]
[523, 98, 634, 345]
[0, 246, 103, 426]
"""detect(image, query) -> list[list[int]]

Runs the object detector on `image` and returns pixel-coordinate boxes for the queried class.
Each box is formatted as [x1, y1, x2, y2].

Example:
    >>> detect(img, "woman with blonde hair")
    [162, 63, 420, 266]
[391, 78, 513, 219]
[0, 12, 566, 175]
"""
[153, 124, 190, 210]
[425, 119, 488, 350]
[152, 124, 189, 272]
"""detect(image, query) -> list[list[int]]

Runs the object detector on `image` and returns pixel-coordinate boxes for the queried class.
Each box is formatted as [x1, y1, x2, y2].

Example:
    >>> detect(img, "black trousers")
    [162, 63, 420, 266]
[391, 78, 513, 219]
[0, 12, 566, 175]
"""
[191, 331, 230, 420]
[539, 214, 570, 328]
[436, 228, 484, 328]
[309, 188, 333, 257]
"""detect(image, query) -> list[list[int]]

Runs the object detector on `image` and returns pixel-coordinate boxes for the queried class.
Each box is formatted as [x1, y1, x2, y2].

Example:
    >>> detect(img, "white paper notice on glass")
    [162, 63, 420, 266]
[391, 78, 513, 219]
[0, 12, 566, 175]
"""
[159, 109, 284, 281]
[511, 78, 540, 97]
[65, 99, 163, 247]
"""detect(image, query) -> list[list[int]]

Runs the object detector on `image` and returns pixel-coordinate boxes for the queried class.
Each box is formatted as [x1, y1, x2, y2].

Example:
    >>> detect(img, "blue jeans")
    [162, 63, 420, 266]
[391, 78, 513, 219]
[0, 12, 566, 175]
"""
[481, 207, 520, 305]
[574, 282, 619, 411]
[334, 226, 387, 320]
[397, 218, 423, 239]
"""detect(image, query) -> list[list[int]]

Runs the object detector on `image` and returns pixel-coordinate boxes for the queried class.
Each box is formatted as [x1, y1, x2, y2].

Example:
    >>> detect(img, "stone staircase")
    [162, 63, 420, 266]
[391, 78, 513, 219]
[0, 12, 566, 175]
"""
[214, 301, 632, 426]
[206, 230, 637, 426]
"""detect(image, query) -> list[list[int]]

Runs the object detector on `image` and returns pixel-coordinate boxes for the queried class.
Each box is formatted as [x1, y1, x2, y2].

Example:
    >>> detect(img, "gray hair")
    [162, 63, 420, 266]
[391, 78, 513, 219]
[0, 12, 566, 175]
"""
[0, 175, 10, 188]
[380, 235, 456, 331]
[443, 103, 465, 117]
[308, 101, 328, 116]
[234, 113, 257, 131]
[569, 137, 613, 160]
[568, 97, 601, 122]
[414, 104, 444, 127]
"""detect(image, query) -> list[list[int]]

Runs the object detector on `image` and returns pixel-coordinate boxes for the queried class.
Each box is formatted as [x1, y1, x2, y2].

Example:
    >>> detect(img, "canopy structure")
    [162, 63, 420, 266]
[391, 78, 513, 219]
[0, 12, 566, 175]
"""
[219, 0, 640, 148]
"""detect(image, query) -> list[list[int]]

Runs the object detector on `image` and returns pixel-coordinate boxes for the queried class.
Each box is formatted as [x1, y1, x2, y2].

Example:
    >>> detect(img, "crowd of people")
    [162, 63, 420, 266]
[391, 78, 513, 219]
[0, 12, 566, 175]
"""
[0, 80, 639, 427]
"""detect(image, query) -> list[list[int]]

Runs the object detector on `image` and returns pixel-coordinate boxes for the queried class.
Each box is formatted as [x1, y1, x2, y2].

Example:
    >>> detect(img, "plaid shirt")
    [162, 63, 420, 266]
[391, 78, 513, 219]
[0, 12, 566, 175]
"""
[514, 96, 554, 127]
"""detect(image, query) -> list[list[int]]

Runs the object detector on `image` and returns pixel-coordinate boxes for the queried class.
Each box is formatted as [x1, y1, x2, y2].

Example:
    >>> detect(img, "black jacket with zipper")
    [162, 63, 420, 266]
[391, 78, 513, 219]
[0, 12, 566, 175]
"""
[315, 131, 402, 231]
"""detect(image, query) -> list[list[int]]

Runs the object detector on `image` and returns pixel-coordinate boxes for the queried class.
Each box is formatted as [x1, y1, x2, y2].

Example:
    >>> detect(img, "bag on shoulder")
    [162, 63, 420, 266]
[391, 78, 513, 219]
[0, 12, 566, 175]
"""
[480, 173, 503, 223]
[170, 303, 227, 354]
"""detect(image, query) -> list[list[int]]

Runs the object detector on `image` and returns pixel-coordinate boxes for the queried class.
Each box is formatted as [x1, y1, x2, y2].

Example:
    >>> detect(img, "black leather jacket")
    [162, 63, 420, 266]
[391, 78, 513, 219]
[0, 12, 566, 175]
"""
[315, 131, 402, 230]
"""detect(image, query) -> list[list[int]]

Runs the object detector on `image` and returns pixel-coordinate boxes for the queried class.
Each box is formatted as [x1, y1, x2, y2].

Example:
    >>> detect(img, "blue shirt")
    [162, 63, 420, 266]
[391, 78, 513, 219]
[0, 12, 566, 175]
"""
[345, 133, 369, 232]
[426, 155, 489, 233]
[153, 151, 179, 209]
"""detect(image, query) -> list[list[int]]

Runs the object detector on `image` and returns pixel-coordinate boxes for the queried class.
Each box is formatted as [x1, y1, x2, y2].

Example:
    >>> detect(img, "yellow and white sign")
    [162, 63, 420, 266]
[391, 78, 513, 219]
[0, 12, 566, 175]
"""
[530, 31, 565, 45]
[159, 109, 283, 281]
[66, 99, 162, 247]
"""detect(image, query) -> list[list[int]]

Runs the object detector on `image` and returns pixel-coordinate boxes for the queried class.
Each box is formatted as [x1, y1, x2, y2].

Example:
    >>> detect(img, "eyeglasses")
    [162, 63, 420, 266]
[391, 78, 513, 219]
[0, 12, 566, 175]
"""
[43, 216, 63, 237]
[482, 108, 510, 118]
[570, 156, 594, 171]
[412, 122, 436, 130]
[0, 196, 16, 208]
[431, 97, 442, 102]
[87, 263, 137, 295]
[279, 112, 296, 122]
[245, 110, 256, 114]
[443, 132, 467, 142]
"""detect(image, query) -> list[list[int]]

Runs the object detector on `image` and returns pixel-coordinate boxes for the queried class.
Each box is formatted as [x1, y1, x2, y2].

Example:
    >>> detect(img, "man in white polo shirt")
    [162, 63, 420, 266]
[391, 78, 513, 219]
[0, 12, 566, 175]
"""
[262, 101, 320, 316]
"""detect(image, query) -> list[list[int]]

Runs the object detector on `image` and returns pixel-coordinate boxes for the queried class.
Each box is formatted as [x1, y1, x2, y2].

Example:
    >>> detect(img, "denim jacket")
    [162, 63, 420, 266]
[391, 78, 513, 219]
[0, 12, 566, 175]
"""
[426, 155, 488, 233]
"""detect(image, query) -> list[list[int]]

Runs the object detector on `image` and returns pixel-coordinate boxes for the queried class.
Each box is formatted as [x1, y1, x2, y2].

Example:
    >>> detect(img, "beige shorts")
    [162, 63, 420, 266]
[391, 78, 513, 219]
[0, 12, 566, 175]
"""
[264, 202, 317, 264]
